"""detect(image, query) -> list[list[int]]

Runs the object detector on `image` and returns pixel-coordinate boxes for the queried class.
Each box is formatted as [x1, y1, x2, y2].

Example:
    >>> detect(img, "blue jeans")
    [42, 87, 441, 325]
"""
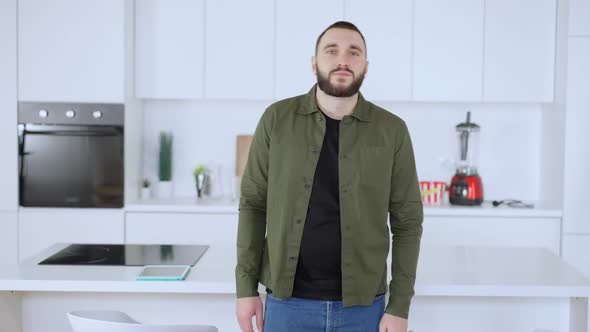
[263, 293, 385, 332]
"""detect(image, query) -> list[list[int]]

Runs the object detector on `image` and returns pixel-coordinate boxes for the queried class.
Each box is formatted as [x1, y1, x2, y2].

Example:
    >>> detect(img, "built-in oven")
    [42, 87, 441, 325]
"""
[18, 102, 124, 208]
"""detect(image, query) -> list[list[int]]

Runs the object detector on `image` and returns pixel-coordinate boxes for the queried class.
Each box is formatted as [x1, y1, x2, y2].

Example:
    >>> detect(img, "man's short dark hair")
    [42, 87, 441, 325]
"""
[315, 21, 367, 55]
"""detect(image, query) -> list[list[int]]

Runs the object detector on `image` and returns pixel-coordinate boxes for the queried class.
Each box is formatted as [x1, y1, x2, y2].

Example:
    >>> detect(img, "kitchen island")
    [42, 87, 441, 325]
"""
[1, 244, 589, 332]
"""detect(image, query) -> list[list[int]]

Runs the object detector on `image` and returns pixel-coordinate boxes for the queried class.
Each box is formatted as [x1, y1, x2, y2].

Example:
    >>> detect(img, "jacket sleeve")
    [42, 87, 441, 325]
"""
[235, 108, 273, 298]
[386, 120, 424, 319]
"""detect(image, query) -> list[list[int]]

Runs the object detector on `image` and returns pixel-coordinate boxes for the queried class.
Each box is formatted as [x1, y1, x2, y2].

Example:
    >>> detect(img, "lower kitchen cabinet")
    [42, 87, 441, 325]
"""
[0, 212, 17, 269]
[18, 209, 124, 261]
[421, 216, 561, 255]
[562, 234, 590, 278]
[125, 212, 238, 246]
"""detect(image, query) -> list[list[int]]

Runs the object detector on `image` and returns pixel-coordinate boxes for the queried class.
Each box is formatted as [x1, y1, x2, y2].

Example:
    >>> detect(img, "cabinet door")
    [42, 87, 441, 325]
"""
[126, 212, 237, 246]
[483, 0, 556, 102]
[275, 0, 343, 99]
[569, 0, 590, 36]
[18, 209, 124, 261]
[421, 216, 561, 255]
[18, 0, 124, 102]
[135, 0, 205, 99]
[0, 212, 17, 269]
[344, 0, 412, 101]
[413, 0, 484, 102]
[205, 0, 273, 100]
[562, 234, 590, 278]
[0, 0, 17, 211]
[563, 38, 590, 234]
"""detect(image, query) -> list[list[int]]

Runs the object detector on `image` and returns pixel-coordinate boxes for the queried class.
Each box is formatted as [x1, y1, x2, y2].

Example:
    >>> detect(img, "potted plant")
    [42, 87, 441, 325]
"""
[157, 132, 173, 198]
[193, 164, 207, 199]
[140, 179, 151, 200]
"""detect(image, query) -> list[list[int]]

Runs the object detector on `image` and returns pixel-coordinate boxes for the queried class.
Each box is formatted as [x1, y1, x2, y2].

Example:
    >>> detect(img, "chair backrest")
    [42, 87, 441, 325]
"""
[67, 310, 218, 332]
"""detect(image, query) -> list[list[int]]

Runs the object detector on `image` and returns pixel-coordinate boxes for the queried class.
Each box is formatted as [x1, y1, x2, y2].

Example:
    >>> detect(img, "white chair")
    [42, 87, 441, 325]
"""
[67, 310, 218, 332]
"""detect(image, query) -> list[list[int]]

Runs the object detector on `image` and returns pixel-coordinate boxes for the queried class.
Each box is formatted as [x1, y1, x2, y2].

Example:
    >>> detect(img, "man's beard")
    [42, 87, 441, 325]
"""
[316, 66, 366, 98]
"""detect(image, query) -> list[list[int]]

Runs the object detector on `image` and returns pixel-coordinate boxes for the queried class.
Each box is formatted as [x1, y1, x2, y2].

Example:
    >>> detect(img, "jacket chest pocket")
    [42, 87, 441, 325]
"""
[358, 147, 392, 187]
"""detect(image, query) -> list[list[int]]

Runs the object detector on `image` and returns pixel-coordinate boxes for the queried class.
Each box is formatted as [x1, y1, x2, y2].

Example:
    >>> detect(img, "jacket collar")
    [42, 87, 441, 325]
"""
[296, 85, 372, 122]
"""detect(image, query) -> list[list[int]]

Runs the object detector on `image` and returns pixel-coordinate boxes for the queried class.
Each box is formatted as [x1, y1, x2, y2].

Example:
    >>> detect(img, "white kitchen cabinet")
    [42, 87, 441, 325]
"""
[0, 0, 18, 211]
[275, 0, 343, 100]
[125, 212, 237, 246]
[0, 212, 18, 270]
[205, 0, 274, 100]
[18, 0, 124, 103]
[563, 38, 590, 234]
[483, 0, 556, 102]
[569, 0, 590, 36]
[344, 0, 412, 101]
[421, 216, 561, 255]
[18, 209, 124, 261]
[562, 234, 590, 278]
[135, 0, 205, 99]
[413, 0, 484, 102]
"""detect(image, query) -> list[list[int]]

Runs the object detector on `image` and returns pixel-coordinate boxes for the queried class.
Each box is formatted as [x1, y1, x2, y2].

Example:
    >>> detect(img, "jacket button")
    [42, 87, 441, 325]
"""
[304, 184, 311, 189]
[296, 218, 302, 224]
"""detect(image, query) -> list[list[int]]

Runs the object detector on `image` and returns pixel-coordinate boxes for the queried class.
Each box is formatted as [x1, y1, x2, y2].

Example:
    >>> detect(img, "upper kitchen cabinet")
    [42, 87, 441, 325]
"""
[205, 0, 273, 100]
[18, 0, 125, 103]
[344, 0, 412, 101]
[569, 0, 590, 36]
[413, 0, 484, 102]
[0, 0, 18, 211]
[483, 0, 556, 102]
[275, 0, 343, 100]
[135, 0, 204, 99]
[563, 38, 590, 234]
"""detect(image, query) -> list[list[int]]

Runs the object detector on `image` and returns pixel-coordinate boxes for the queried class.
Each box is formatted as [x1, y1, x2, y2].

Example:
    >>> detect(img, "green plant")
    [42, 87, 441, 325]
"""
[193, 165, 206, 179]
[142, 179, 150, 188]
[159, 132, 173, 181]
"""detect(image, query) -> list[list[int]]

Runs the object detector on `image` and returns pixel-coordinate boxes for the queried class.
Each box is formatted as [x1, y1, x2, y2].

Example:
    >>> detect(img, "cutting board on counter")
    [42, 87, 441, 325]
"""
[236, 135, 253, 177]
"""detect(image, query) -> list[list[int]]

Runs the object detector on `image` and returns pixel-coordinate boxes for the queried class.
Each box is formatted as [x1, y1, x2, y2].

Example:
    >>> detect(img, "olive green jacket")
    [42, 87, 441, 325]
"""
[236, 85, 423, 319]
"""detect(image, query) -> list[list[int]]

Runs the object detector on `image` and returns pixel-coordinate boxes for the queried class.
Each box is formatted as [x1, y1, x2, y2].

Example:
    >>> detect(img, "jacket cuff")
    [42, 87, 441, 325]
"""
[384, 295, 412, 320]
[235, 275, 260, 298]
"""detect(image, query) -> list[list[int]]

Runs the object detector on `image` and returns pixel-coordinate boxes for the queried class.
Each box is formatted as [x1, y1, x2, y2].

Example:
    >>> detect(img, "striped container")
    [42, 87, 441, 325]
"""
[419, 181, 447, 205]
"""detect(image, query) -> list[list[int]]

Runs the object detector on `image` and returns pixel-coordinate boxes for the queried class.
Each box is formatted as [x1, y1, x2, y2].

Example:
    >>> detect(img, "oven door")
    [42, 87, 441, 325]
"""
[18, 124, 124, 208]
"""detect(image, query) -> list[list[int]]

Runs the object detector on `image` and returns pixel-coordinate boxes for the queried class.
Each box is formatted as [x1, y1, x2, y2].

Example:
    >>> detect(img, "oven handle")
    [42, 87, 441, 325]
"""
[22, 129, 122, 137]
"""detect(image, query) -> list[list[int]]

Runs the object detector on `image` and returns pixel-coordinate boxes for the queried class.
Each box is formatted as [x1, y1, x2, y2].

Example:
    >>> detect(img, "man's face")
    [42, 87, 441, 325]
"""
[313, 28, 368, 98]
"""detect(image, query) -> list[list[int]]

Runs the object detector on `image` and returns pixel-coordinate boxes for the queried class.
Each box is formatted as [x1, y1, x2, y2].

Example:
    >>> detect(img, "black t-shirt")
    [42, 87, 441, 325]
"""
[291, 111, 342, 300]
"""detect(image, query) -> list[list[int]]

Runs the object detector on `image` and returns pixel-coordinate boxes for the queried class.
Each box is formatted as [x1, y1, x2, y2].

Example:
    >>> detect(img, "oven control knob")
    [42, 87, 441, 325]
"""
[38, 109, 48, 118]
[92, 110, 103, 119]
[65, 110, 76, 118]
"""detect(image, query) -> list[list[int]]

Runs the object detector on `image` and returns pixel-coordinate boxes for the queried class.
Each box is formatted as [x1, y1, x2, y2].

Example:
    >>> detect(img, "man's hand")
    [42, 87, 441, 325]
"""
[236, 296, 264, 332]
[379, 313, 408, 332]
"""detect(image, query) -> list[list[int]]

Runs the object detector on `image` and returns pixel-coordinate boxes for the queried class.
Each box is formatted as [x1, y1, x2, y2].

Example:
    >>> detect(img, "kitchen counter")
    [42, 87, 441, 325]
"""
[1, 243, 587, 297]
[125, 197, 562, 218]
[2, 244, 589, 331]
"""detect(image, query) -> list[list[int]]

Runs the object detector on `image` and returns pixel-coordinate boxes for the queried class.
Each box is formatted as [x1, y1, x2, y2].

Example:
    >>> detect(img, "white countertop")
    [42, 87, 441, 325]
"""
[125, 197, 562, 218]
[1, 244, 588, 298]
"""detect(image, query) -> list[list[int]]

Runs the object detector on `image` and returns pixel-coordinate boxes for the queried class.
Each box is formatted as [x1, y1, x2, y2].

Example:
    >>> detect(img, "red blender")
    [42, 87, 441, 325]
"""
[449, 111, 484, 206]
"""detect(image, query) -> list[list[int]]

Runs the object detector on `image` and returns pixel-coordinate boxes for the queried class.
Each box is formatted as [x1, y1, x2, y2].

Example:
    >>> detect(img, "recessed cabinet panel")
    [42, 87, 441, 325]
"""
[18, 0, 125, 102]
[413, 0, 484, 102]
[136, 0, 205, 99]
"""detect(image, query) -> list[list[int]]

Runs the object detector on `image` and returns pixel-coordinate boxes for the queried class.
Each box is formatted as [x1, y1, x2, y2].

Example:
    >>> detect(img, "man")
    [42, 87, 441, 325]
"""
[236, 21, 423, 332]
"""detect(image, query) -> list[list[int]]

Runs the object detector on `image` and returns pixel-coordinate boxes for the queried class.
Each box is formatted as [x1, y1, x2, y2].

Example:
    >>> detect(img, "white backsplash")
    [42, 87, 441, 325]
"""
[142, 98, 543, 202]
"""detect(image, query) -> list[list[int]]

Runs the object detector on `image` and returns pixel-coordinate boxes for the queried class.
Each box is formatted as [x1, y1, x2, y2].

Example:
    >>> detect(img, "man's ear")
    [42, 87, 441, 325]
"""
[311, 55, 317, 74]
[364, 60, 369, 77]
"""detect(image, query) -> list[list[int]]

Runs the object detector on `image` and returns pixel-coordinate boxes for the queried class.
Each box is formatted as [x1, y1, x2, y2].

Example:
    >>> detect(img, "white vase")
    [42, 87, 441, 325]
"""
[157, 181, 173, 198]
[140, 187, 151, 200]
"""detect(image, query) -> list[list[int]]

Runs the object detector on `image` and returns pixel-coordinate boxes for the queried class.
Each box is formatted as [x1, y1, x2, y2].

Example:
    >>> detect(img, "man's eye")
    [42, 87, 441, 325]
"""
[327, 50, 336, 55]
[352, 52, 360, 56]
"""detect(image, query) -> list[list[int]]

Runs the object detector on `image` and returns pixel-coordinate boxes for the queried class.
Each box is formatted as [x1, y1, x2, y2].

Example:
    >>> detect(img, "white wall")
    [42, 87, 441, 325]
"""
[142, 99, 544, 202]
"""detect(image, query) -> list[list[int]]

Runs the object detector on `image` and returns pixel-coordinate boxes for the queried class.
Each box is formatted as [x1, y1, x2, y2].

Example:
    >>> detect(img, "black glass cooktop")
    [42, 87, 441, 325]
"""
[38, 244, 209, 266]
